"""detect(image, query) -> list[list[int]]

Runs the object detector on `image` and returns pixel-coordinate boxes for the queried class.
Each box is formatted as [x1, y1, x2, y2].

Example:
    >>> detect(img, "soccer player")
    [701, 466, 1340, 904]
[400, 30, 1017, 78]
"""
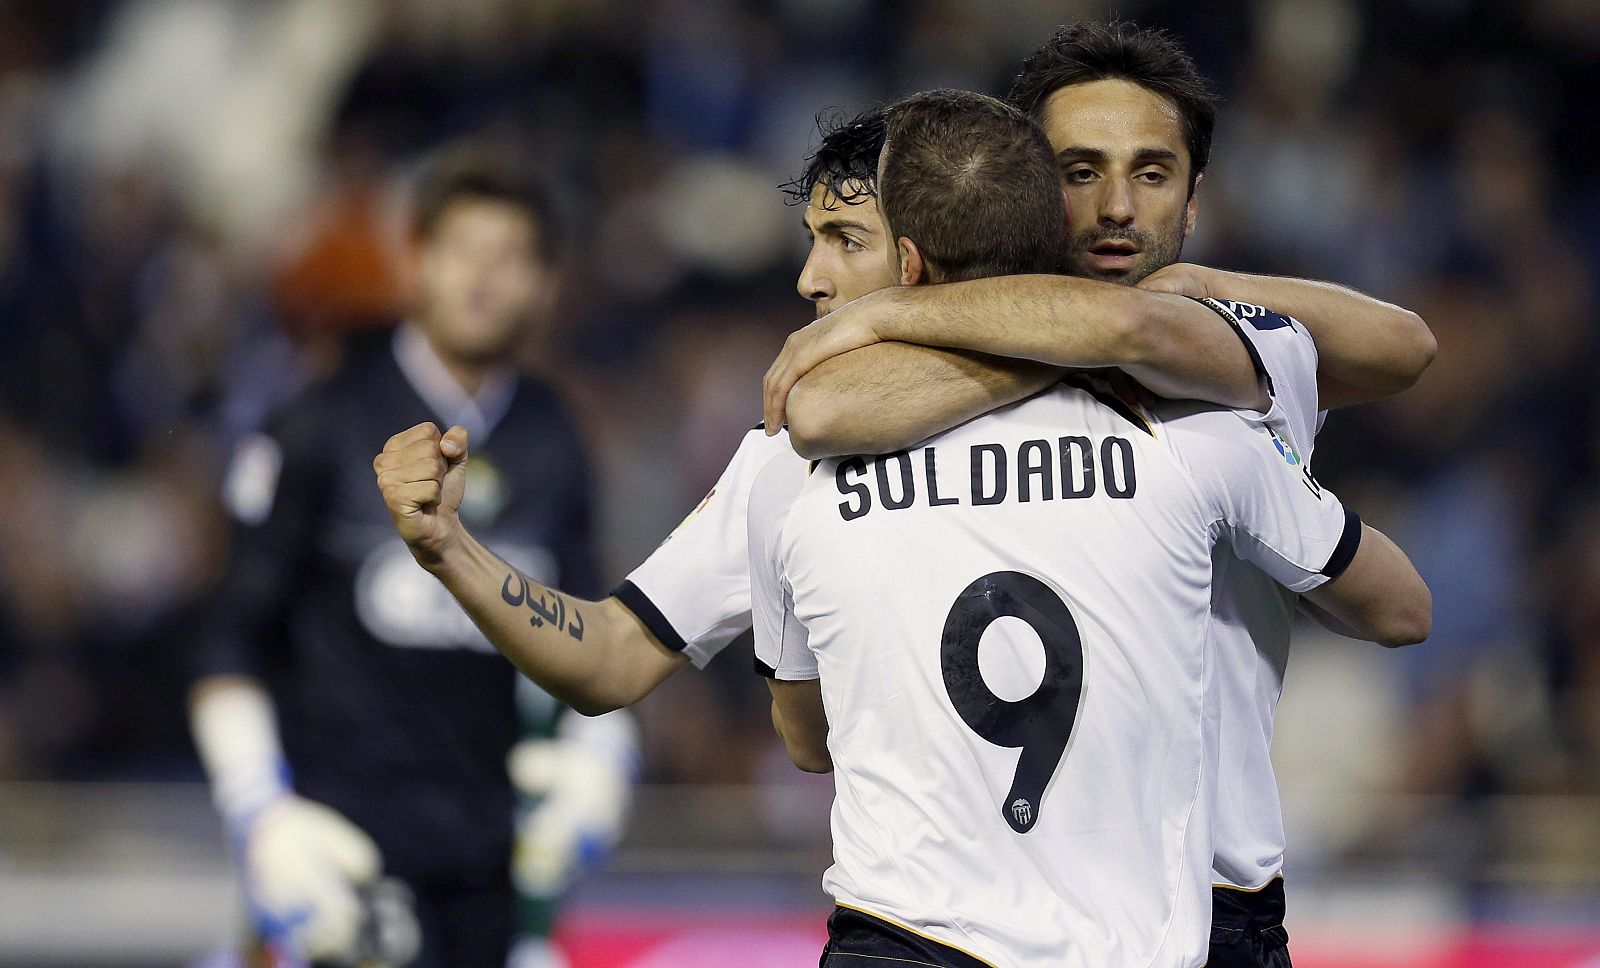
[751, 88, 1429, 968]
[188, 148, 635, 968]
[764, 23, 1431, 967]
[375, 37, 1429, 961]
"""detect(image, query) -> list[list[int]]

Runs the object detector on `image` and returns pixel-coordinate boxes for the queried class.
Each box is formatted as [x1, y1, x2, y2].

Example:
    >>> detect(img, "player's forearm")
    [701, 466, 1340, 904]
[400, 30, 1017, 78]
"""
[786, 342, 1060, 458]
[427, 532, 671, 714]
[1305, 524, 1431, 648]
[188, 676, 290, 827]
[1208, 271, 1435, 408]
[866, 275, 1135, 364]
[869, 276, 1263, 409]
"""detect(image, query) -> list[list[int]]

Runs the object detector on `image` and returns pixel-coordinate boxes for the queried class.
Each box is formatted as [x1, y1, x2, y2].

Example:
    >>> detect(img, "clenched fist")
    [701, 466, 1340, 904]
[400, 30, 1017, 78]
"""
[373, 422, 470, 568]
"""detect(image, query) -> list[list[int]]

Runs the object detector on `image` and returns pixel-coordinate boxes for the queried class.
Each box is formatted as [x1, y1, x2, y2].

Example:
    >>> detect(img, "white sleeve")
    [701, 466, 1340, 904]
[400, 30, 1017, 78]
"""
[1168, 408, 1360, 595]
[615, 427, 794, 668]
[1195, 297, 1323, 455]
[747, 454, 816, 682]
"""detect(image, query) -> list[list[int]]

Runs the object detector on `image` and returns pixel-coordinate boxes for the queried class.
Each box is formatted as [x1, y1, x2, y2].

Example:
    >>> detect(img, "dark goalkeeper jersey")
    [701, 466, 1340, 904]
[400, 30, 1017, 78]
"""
[193, 326, 598, 879]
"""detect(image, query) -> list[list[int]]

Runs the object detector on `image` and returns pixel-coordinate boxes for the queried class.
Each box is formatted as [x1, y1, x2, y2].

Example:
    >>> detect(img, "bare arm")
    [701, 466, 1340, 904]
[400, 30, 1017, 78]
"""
[767, 276, 1265, 455]
[1141, 265, 1436, 409]
[862, 279, 1263, 403]
[1297, 597, 1365, 640]
[188, 674, 286, 818]
[767, 679, 831, 773]
[785, 342, 1060, 458]
[1304, 523, 1432, 648]
[374, 422, 686, 715]
[426, 530, 687, 714]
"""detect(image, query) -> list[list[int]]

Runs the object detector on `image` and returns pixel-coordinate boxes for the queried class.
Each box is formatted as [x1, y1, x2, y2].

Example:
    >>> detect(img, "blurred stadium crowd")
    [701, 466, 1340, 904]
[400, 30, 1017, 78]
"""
[2, 0, 1599, 905]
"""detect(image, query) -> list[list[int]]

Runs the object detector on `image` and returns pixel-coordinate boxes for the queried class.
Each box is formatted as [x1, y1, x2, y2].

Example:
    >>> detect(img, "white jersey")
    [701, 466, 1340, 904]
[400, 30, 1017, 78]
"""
[615, 299, 1328, 900]
[1199, 298, 1330, 891]
[749, 380, 1358, 968]
[615, 426, 793, 668]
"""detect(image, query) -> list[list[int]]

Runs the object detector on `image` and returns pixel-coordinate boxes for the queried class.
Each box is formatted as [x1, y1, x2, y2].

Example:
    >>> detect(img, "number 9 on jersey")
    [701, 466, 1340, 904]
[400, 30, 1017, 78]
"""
[940, 571, 1085, 834]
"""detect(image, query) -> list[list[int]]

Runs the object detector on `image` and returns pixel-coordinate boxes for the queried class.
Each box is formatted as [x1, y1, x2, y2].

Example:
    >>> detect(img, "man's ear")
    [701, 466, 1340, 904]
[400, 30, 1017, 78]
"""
[897, 237, 925, 286]
[1184, 172, 1202, 239]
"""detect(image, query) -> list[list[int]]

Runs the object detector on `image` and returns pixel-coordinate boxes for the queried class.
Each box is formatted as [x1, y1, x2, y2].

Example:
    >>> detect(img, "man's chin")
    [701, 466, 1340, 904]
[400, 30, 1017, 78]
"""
[1069, 263, 1134, 285]
[1065, 258, 1162, 287]
[431, 334, 519, 366]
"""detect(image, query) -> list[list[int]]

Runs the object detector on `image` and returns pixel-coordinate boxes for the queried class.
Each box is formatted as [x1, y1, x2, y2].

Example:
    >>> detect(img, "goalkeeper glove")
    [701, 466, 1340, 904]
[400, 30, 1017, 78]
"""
[508, 708, 638, 898]
[191, 681, 389, 964]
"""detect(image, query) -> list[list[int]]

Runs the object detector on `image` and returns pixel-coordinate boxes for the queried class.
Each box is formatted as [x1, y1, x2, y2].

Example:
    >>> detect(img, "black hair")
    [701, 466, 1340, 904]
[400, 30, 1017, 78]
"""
[878, 90, 1064, 284]
[1007, 20, 1217, 194]
[411, 144, 560, 261]
[780, 107, 888, 206]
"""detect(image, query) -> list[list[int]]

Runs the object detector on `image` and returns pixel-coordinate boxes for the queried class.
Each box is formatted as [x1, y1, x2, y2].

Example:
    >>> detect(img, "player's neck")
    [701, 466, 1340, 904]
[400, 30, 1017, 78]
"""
[408, 323, 494, 396]
[436, 355, 491, 397]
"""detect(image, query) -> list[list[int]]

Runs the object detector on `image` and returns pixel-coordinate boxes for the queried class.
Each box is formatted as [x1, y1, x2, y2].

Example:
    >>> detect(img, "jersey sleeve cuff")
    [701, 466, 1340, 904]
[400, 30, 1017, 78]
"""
[1319, 509, 1362, 579]
[1192, 296, 1273, 398]
[755, 655, 819, 681]
[612, 580, 689, 653]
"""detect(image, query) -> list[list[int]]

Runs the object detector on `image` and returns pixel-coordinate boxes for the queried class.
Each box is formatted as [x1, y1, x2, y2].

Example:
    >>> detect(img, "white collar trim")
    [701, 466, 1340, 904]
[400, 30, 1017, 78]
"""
[392, 322, 516, 443]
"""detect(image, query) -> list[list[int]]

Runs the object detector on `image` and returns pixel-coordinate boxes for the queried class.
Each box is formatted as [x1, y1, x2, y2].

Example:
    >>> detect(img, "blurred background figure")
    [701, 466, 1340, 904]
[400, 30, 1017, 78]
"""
[186, 144, 636, 968]
[0, 0, 1596, 966]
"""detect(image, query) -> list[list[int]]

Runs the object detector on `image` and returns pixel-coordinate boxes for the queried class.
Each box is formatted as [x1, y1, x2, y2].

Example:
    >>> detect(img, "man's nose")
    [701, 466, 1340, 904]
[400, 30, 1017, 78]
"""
[797, 254, 834, 303]
[1099, 179, 1135, 227]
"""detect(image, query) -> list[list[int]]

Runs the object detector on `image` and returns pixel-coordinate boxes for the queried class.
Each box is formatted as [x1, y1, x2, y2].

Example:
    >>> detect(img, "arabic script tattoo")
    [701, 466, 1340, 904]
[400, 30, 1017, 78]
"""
[500, 572, 585, 641]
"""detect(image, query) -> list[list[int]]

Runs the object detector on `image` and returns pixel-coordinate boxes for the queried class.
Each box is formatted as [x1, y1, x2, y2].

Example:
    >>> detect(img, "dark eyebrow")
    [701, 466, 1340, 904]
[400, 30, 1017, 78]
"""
[1055, 146, 1182, 167]
[1055, 146, 1107, 164]
[1132, 148, 1182, 166]
[813, 217, 874, 235]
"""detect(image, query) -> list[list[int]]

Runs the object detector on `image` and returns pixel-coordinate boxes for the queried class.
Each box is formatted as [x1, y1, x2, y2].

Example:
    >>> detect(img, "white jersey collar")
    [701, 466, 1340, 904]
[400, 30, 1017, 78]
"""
[392, 322, 516, 444]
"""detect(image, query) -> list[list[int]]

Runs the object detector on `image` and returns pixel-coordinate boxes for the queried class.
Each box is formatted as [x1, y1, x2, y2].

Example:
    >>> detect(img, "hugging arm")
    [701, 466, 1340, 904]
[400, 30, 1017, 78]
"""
[1302, 522, 1431, 647]
[1140, 265, 1435, 409]
[771, 276, 1264, 458]
[767, 678, 832, 773]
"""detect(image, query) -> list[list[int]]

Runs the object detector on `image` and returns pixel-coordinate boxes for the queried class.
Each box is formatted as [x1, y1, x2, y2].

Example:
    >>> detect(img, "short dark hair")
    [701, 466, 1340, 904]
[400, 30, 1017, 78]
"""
[411, 145, 559, 261]
[878, 90, 1064, 284]
[1007, 21, 1216, 194]
[780, 107, 887, 207]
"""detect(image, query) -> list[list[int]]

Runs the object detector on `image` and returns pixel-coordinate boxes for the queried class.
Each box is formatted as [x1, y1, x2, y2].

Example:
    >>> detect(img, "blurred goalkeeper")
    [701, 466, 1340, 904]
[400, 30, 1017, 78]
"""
[188, 146, 635, 968]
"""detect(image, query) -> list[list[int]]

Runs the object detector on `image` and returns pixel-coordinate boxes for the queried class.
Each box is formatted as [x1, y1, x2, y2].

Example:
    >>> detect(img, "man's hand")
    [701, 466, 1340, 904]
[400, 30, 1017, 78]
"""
[1137, 263, 1215, 299]
[244, 795, 382, 963]
[763, 290, 892, 433]
[374, 422, 470, 568]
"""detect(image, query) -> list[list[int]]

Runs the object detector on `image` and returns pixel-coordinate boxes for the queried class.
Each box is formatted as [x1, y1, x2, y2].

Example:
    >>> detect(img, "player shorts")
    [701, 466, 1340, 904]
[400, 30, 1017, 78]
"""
[1208, 877, 1292, 968]
[820, 905, 993, 967]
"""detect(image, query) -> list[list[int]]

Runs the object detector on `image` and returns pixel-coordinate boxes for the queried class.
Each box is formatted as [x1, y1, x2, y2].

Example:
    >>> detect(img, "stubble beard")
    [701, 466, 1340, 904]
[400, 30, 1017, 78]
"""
[1064, 213, 1188, 287]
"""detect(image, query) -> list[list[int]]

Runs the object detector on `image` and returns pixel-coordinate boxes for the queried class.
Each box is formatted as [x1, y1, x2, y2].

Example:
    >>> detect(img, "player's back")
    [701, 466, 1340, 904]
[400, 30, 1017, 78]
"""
[761, 380, 1222, 968]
